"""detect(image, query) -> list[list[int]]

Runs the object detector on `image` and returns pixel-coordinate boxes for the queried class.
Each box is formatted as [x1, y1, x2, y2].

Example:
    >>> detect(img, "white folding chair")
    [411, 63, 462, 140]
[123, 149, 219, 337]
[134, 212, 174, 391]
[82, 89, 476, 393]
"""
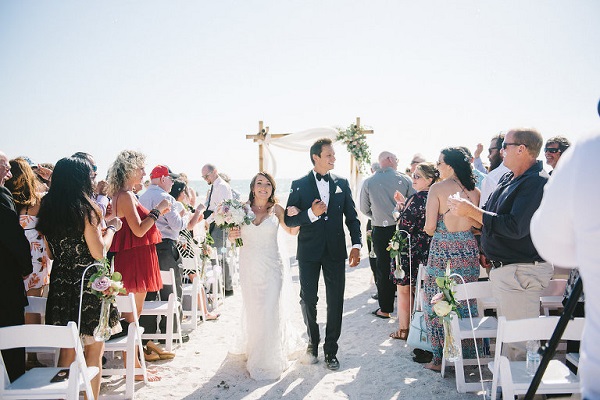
[540, 279, 567, 316]
[0, 321, 98, 400]
[488, 316, 584, 400]
[441, 281, 499, 393]
[141, 268, 183, 352]
[205, 246, 224, 310]
[23, 296, 59, 362]
[181, 255, 207, 330]
[103, 293, 147, 399]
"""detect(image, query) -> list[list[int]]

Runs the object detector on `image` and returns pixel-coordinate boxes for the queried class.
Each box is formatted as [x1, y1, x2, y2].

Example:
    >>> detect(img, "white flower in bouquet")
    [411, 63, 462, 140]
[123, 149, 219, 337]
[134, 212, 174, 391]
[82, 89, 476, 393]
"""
[214, 199, 256, 246]
[432, 300, 452, 317]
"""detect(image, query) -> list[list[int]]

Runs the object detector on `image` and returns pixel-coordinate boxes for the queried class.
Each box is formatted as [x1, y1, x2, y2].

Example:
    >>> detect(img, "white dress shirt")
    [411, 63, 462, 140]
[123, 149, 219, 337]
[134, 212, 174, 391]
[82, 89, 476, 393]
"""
[479, 162, 510, 207]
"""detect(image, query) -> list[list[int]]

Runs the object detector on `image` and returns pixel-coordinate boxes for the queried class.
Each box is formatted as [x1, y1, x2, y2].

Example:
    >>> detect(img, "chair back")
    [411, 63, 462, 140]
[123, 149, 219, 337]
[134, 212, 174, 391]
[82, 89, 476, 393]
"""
[453, 281, 492, 301]
[0, 322, 81, 350]
[496, 316, 584, 344]
[541, 279, 567, 296]
[24, 296, 47, 315]
[160, 268, 177, 287]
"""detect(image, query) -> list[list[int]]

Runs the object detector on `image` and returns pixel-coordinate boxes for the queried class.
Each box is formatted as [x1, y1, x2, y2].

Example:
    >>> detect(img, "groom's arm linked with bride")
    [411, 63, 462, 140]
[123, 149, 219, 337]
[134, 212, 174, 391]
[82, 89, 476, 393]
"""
[283, 139, 362, 371]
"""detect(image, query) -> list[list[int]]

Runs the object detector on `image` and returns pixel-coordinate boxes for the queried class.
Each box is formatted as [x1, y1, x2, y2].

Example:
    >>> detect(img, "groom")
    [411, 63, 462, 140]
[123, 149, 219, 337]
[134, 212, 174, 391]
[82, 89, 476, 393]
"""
[285, 138, 362, 370]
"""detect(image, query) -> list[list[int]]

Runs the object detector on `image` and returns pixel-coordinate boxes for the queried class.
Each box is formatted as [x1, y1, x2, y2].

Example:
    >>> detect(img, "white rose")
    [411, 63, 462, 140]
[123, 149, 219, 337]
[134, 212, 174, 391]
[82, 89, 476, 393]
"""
[432, 300, 452, 317]
[392, 242, 399, 250]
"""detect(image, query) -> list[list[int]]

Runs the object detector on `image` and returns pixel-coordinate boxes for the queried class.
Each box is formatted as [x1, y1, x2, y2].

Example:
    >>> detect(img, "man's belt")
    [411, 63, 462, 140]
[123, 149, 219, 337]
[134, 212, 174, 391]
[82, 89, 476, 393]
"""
[489, 260, 543, 269]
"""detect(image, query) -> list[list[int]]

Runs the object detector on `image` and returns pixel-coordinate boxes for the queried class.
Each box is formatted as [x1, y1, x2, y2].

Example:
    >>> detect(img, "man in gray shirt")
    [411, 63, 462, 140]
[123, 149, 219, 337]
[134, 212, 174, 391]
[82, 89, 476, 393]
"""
[360, 151, 415, 318]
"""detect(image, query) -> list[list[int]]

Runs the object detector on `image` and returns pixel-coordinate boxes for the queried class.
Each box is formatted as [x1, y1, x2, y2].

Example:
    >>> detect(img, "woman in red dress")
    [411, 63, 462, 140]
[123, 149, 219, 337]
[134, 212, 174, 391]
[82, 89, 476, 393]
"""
[107, 150, 169, 320]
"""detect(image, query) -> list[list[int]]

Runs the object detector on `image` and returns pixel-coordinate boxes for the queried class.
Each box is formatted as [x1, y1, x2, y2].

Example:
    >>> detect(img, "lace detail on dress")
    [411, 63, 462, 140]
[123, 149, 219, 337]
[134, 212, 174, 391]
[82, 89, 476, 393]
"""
[231, 213, 304, 380]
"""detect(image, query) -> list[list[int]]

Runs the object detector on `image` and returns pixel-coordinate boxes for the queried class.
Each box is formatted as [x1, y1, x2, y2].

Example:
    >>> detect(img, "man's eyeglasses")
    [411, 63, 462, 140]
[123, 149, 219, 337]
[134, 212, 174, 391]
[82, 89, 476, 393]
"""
[502, 142, 527, 150]
[544, 147, 561, 154]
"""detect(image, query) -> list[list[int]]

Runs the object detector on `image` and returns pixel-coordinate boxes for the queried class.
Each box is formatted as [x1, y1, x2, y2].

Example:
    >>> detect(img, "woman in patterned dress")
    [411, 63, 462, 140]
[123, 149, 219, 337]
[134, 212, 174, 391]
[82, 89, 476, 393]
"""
[37, 156, 123, 399]
[422, 147, 481, 371]
[389, 162, 439, 340]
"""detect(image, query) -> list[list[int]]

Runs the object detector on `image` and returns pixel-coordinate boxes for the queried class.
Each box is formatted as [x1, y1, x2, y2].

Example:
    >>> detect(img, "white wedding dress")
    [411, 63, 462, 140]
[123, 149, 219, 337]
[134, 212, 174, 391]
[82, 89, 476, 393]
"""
[231, 213, 304, 380]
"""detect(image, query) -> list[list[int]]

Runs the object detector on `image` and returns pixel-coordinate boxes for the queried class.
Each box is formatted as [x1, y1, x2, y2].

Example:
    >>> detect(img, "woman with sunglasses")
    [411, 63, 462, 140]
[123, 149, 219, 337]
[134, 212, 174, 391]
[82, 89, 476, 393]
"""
[390, 162, 439, 344]
[421, 147, 482, 372]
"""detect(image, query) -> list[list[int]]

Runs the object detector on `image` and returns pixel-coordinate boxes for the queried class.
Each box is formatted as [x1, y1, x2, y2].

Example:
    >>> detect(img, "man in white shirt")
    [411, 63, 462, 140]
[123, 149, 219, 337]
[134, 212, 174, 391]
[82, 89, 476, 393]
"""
[478, 133, 510, 207]
[202, 163, 234, 295]
[531, 132, 600, 400]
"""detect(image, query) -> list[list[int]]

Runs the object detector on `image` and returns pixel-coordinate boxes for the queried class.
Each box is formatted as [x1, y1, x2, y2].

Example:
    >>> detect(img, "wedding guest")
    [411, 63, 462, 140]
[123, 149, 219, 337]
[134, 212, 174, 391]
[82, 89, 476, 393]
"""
[202, 163, 234, 296]
[390, 162, 438, 342]
[139, 165, 203, 344]
[422, 147, 481, 372]
[0, 150, 33, 382]
[5, 158, 53, 367]
[544, 135, 571, 174]
[478, 133, 510, 208]
[409, 153, 426, 174]
[107, 151, 168, 323]
[360, 151, 415, 319]
[36, 156, 122, 399]
[530, 132, 600, 399]
[229, 172, 303, 379]
[169, 179, 217, 321]
[448, 129, 552, 325]
[365, 161, 380, 299]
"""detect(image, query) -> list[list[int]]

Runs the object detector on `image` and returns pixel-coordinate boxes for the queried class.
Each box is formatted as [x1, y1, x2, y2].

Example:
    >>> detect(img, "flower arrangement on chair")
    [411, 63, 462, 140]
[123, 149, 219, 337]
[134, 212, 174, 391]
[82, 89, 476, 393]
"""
[88, 258, 126, 341]
[387, 230, 409, 279]
[430, 262, 461, 361]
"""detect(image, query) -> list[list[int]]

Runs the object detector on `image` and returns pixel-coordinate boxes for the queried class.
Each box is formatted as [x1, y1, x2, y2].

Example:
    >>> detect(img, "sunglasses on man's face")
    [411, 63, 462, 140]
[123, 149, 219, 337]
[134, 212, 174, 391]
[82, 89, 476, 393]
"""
[544, 148, 561, 154]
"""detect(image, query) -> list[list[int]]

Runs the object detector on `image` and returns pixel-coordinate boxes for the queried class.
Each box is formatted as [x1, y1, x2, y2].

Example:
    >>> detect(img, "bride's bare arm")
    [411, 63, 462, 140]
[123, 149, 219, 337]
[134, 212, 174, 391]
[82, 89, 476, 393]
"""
[275, 204, 299, 235]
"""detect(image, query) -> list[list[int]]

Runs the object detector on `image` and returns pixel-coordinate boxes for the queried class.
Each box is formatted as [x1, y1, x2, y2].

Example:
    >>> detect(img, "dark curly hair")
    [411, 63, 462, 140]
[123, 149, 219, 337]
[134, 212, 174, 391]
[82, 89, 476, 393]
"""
[440, 147, 476, 191]
[248, 172, 277, 206]
[36, 157, 100, 238]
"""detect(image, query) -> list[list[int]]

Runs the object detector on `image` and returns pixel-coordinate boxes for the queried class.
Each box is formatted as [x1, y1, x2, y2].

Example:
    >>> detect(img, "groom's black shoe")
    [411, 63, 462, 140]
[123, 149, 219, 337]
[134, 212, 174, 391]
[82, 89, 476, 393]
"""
[303, 344, 318, 364]
[324, 354, 340, 371]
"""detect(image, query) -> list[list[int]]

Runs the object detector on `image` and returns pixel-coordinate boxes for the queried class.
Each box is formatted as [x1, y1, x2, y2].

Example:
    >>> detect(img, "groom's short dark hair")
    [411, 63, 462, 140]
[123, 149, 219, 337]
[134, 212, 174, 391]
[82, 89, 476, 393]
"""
[310, 138, 333, 165]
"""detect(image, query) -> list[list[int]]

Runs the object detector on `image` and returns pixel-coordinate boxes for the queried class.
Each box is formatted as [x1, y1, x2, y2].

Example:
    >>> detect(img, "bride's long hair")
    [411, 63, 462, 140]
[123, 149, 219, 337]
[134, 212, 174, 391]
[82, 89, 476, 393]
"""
[248, 172, 278, 206]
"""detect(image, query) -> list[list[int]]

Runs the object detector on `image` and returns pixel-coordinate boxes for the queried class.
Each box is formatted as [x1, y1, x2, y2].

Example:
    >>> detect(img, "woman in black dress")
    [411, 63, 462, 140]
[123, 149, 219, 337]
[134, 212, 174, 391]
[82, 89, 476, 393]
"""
[37, 156, 122, 399]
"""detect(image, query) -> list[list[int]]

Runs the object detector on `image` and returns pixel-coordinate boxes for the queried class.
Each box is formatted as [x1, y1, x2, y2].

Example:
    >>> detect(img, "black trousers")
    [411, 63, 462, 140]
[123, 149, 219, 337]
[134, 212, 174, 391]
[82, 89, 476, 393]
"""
[0, 307, 25, 382]
[298, 256, 345, 356]
[372, 225, 396, 314]
[140, 239, 183, 335]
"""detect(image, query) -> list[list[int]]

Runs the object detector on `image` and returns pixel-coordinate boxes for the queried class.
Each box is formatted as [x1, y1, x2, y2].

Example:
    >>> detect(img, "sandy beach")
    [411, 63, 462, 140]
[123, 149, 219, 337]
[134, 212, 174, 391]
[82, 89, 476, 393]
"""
[100, 242, 488, 399]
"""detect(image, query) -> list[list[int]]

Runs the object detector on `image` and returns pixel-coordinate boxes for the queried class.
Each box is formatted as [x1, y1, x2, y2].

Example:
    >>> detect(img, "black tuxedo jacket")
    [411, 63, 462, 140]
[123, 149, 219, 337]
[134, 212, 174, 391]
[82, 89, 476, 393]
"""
[285, 171, 361, 262]
[0, 186, 33, 315]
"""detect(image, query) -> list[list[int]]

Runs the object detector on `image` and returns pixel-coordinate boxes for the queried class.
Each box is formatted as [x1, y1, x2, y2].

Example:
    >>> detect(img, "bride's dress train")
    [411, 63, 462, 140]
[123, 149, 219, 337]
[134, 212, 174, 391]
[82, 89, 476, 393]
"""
[231, 213, 304, 380]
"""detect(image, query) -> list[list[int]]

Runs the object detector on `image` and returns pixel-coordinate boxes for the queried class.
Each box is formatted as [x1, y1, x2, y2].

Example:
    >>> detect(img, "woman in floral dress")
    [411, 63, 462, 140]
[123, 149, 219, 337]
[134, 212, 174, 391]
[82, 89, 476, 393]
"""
[422, 147, 481, 371]
[390, 162, 439, 341]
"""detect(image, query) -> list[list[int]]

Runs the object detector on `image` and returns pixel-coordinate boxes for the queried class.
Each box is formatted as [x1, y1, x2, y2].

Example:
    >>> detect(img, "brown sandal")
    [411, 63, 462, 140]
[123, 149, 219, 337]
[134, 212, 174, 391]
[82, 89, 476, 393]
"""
[390, 329, 409, 340]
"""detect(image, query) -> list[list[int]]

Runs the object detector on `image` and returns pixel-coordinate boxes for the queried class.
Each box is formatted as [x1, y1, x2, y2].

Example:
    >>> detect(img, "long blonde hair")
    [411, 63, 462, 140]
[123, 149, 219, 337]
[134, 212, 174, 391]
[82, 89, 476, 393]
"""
[107, 150, 145, 195]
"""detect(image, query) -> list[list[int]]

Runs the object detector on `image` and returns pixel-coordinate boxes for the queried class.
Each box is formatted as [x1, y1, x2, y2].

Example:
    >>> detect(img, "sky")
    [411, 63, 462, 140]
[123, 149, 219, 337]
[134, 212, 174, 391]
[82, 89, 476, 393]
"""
[1, 1, 599, 180]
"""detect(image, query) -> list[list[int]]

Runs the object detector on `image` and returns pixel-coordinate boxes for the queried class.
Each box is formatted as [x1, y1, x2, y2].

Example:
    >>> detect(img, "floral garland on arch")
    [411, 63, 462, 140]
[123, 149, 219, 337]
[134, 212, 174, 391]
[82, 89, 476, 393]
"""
[336, 124, 371, 173]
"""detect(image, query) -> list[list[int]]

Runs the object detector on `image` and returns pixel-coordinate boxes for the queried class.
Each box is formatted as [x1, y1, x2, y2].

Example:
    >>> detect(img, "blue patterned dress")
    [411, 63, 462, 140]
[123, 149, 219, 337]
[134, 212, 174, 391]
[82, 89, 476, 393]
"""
[422, 214, 480, 366]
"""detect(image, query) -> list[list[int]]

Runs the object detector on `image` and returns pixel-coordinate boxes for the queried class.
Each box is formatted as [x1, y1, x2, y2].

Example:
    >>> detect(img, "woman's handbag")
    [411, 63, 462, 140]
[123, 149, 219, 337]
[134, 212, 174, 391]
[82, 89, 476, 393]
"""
[407, 264, 433, 352]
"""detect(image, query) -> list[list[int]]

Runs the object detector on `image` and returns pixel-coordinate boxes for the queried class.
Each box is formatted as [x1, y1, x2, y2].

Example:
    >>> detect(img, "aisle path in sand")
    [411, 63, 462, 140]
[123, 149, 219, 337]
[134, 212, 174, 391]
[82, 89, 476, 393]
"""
[101, 254, 486, 399]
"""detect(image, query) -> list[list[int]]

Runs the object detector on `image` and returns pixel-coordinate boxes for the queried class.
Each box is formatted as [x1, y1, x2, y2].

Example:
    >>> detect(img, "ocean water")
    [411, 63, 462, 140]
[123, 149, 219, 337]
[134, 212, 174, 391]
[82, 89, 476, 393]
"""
[188, 178, 293, 204]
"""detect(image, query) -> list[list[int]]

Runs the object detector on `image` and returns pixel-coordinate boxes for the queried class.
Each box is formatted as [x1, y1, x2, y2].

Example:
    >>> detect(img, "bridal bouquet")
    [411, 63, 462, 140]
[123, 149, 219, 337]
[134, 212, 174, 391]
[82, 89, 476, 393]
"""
[214, 199, 255, 246]
[430, 262, 460, 361]
[387, 230, 409, 279]
[88, 259, 126, 341]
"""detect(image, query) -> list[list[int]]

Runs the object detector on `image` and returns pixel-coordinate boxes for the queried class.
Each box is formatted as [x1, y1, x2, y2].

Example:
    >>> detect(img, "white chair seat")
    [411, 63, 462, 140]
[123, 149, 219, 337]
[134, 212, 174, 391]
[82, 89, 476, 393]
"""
[5, 366, 99, 395]
[456, 316, 498, 338]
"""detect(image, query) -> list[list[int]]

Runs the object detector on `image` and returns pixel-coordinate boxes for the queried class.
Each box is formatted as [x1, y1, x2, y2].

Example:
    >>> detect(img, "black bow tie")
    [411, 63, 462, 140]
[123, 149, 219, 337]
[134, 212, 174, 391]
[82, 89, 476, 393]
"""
[316, 172, 330, 182]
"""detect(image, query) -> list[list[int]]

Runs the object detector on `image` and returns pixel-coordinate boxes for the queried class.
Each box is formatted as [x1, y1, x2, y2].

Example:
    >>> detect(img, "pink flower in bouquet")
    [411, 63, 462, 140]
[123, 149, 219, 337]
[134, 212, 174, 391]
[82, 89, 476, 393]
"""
[431, 292, 444, 304]
[91, 276, 111, 292]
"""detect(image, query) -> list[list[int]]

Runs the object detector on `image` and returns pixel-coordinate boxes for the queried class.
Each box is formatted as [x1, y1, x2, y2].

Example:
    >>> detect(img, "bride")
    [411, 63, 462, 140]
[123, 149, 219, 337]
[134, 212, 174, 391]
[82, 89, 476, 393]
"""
[230, 172, 304, 380]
